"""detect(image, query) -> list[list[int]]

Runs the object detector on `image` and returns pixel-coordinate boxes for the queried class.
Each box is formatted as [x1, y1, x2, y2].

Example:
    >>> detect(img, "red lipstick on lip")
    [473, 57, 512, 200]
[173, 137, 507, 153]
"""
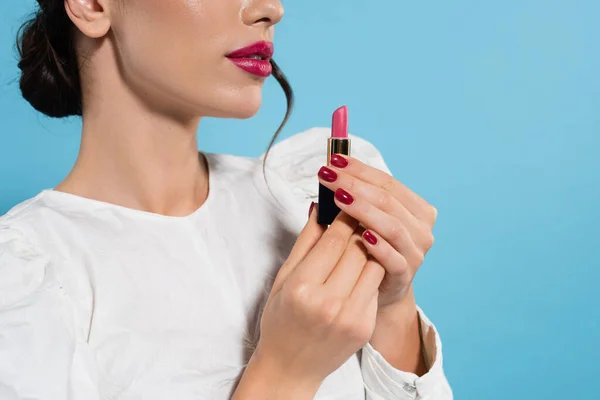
[318, 105, 351, 225]
[226, 40, 274, 78]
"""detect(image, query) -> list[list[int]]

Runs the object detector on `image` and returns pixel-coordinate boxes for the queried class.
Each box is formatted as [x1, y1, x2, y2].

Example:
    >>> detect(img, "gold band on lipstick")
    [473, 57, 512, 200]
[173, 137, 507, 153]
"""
[327, 138, 351, 166]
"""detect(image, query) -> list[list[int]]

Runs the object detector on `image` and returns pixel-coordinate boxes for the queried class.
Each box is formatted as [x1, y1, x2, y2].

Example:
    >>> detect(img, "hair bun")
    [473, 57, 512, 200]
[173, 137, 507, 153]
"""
[16, 11, 81, 118]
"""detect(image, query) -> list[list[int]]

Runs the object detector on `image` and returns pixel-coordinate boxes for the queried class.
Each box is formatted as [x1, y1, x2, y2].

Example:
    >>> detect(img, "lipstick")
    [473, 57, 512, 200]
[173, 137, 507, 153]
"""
[317, 105, 351, 225]
[226, 41, 274, 78]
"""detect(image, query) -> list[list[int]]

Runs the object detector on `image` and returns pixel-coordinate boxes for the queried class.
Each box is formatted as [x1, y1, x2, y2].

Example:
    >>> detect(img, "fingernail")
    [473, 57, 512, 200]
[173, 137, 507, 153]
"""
[308, 201, 315, 219]
[318, 166, 338, 182]
[334, 188, 354, 205]
[330, 154, 349, 168]
[363, 230, 378, 245]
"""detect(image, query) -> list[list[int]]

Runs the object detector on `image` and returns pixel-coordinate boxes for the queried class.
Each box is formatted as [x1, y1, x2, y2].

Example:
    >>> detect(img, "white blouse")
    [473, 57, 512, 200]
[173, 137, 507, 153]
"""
[0, 127, 452, 400]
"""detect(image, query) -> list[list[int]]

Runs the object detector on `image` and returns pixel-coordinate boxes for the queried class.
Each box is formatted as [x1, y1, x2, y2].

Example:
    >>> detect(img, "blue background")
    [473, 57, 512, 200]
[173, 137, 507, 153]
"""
[1, 1, 599, 398]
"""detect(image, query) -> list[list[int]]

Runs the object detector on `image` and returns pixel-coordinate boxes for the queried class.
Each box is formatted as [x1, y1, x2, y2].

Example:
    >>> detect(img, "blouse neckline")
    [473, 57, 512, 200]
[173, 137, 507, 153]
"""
[39, 152, 218, 222]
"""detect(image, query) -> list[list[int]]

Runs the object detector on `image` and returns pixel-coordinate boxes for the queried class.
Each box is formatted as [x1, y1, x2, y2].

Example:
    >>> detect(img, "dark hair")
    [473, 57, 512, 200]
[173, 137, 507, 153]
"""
[17, 1, 81, 118]
[16, 1, 294, 167]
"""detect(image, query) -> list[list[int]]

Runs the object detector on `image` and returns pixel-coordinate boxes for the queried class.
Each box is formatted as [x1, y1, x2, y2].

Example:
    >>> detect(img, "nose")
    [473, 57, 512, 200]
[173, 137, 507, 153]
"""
[242, 0, 284, 28]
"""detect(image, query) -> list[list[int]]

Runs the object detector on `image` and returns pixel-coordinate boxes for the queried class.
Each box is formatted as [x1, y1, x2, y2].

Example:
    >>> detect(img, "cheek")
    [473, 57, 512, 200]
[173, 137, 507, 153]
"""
[112, 0, 262, 118]
[116, 0, 213, 84]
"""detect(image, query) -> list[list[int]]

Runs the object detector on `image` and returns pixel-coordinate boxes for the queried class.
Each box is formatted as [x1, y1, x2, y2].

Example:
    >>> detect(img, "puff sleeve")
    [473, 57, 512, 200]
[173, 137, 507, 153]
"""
[0, 224, 98, 400]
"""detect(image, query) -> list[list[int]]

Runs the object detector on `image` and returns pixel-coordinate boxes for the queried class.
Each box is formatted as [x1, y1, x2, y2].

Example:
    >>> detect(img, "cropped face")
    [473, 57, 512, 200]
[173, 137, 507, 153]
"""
[106, 0, 284, 119]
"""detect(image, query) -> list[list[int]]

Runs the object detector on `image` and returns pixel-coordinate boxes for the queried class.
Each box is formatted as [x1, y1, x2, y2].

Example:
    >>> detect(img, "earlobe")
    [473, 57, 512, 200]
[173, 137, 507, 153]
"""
[64, 0, 111, 38]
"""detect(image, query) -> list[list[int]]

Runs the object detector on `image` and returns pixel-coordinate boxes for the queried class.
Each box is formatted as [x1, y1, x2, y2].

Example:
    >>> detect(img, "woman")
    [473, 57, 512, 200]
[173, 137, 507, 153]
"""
[0, 0, 453, 398]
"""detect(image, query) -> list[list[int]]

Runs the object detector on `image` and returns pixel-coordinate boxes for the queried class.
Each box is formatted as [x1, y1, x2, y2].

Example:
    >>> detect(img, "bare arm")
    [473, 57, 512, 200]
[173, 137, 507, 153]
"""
[369, 287, 428, 376]
[232, 345, 322, 400]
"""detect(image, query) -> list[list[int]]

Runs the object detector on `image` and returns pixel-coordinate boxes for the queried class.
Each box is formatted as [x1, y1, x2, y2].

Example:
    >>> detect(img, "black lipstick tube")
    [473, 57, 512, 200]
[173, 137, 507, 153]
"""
[317, 137, 351, 225]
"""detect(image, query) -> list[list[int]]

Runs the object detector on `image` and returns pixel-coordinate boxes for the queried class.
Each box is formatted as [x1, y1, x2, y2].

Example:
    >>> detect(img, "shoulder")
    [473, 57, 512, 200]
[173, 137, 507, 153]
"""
[0, 194, 52, 309]
[259, 127, 392, 202]
[0, 198, 91, 397]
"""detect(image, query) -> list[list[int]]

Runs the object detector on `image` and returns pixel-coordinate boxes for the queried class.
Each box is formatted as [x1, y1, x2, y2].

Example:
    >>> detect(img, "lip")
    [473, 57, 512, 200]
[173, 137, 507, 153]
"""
[226, 40, 274, 78]
[226, 40, 274, 60]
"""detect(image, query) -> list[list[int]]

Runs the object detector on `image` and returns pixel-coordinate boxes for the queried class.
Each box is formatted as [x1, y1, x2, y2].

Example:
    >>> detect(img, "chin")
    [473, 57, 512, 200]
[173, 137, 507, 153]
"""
[228, 98, 262, 119]
[203, 89, 263, 119]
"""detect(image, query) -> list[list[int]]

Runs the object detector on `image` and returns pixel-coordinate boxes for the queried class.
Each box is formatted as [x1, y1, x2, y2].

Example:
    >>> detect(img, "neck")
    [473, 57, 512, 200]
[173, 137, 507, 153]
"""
[56, 38, 208, 218]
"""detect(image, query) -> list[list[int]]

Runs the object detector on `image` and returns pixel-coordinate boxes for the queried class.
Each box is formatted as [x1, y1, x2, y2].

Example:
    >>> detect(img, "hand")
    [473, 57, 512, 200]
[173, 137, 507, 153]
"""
[248, 204, 385, 391]
[317, 153, 438, 311]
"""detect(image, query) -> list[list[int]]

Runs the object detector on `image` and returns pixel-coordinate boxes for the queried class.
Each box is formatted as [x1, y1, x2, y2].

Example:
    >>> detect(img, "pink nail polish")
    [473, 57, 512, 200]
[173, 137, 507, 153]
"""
[318, 166, 338, 182]
[334, 188, 354, 205]
[330, 154, 348, 168]
[308, 202, 315, 218]
[363, 230, 378, 245]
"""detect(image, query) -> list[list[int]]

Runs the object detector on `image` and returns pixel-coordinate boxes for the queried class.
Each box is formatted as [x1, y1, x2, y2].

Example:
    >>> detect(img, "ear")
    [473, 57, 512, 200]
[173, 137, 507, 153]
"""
[64, 0, 111, 38]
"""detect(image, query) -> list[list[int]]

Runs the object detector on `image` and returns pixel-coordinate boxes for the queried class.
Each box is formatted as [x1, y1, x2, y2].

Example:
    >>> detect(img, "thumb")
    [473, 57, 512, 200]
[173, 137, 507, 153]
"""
[269, 202, 325, 296]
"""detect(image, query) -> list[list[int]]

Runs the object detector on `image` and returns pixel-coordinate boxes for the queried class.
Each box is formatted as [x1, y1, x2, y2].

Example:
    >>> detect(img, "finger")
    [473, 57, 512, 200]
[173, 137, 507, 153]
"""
[330, 186, 432, 257]
[318, 166, 425, 235]
[284, 202, 325, 267]
[271, 202, 325, 296]
[361, 229, 413, 290]
[328, 154, 437, 225]
[291, 210, 359, 285]
[323, 230, 369, 299]
[342, 258, 385, 313]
